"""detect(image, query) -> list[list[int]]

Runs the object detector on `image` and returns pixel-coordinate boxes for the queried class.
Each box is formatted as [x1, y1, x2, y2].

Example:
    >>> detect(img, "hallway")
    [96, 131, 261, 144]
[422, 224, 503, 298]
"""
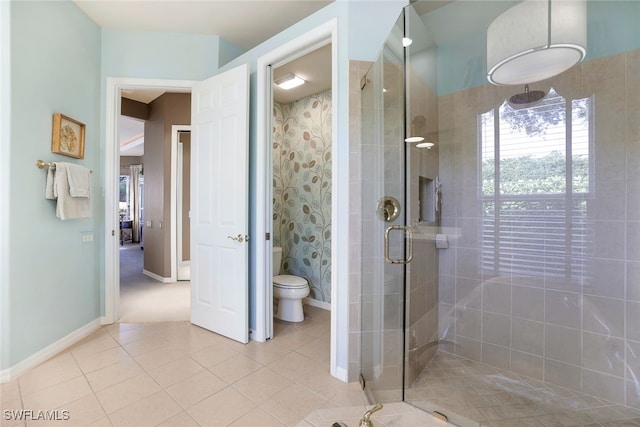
[119, 244, 189, 323]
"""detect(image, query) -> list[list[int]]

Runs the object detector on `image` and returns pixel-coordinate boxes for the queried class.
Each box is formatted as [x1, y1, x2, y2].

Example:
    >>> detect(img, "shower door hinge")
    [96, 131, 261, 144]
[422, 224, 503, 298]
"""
[359, 373, 366, 390]
[266, 232, 270, 240]
[360, 75, 368, 90]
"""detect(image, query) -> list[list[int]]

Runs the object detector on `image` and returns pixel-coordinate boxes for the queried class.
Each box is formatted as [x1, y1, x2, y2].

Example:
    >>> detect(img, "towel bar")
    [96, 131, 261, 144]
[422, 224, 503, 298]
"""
[36, 160, 92, 173]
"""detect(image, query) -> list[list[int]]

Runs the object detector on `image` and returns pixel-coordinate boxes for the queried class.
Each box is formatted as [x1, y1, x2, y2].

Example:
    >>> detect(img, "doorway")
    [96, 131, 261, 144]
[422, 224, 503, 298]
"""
[106, 67, 251, 344]
[255, 19, 344, 380]
[271, 43, 333, 324]
[118, 94, 191, 322]
[105, 79, 195, 324]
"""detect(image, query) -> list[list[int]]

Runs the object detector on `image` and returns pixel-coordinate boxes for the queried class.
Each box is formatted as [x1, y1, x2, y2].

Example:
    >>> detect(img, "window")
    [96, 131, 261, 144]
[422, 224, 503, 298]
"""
[119, 175, 130, 220]
[480, 88, 593, 280]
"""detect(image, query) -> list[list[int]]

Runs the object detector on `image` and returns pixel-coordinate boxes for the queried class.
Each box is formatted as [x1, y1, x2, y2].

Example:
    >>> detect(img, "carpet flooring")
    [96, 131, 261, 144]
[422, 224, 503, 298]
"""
[119, 243, 190, 322]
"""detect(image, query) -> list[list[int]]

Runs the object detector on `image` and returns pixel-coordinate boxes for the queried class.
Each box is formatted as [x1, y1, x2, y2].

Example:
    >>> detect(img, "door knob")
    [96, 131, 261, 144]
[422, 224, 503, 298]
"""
[227, 234, 249, 243]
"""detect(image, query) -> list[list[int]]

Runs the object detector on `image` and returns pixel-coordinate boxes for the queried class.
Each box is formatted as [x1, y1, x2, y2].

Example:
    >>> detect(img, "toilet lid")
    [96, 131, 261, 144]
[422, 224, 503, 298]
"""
[273, 274, 308, 289]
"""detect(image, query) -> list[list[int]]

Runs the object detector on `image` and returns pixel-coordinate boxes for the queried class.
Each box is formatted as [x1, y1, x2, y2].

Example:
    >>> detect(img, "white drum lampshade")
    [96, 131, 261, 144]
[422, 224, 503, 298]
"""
[487, 0, 587, 86]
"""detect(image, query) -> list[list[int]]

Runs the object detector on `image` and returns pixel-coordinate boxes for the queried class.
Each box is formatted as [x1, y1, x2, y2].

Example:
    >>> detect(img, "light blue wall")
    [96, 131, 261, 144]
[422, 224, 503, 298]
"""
[1, 0, 12, 373]
[585, 1, 640, 60]
[218, 37, 246, 68]
[6, 1, 101, 368]
[101, 29, 220, 81]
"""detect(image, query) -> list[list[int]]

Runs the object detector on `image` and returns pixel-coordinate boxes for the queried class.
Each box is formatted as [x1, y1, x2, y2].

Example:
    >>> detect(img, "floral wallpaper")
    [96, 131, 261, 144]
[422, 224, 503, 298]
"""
[273, 90, 332, 303]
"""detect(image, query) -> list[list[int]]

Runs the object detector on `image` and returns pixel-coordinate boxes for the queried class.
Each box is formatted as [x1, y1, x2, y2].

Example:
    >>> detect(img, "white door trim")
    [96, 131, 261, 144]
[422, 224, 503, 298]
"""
[104, 78, 195, 324]
[171, 124, 191, 282]
[255, 19, 346, 381]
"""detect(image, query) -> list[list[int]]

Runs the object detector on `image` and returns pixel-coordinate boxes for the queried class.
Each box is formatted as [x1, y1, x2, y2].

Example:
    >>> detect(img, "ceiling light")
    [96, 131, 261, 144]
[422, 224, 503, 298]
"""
[416, 142, 435, 149]
[486, 0, 586, 86]
[405, 136, 424, 143]
[275, 73, 305, 90]
[402, 37, 413, 48]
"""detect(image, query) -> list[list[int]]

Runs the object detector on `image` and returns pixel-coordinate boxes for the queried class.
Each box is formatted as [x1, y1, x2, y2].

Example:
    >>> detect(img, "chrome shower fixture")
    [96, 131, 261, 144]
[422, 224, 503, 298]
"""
[508, 84, 546, 108]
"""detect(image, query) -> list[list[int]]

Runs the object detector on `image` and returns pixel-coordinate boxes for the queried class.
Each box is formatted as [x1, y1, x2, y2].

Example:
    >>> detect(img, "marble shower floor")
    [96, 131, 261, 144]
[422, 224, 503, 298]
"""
[406, 351, 640, 427]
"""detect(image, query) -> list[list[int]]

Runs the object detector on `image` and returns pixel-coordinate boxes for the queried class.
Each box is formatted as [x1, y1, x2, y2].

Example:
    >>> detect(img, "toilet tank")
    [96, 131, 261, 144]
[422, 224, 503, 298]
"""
[273, 246, 283, 275]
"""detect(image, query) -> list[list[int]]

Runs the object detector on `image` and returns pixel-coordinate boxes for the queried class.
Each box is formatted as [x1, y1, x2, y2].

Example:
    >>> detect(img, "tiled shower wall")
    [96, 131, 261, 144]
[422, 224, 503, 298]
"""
[273, 90, 332, 303]
[437, 49, 640, 408]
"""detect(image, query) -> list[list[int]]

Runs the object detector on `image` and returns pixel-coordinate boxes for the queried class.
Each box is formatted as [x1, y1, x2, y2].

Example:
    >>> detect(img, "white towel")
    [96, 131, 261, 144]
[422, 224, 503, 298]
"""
[45, 166, 55, 200]
[45, 162, 91, 220]
[66, 163, 91, 197]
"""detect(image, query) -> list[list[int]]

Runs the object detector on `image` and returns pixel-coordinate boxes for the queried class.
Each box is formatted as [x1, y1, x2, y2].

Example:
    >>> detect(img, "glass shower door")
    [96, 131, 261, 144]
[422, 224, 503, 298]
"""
[359, 12, 408, 404]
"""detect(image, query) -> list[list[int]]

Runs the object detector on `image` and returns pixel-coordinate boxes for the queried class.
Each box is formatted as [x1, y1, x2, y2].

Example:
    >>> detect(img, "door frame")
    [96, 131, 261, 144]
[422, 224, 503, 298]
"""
[255, 19, 346, 381]
[172, 124, 191, 282]
[104, 77, 195, 324]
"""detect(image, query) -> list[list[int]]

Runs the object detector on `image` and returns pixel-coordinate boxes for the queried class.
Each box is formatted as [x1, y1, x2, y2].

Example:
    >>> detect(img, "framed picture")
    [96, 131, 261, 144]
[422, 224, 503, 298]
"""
[51, 113, 85, 159]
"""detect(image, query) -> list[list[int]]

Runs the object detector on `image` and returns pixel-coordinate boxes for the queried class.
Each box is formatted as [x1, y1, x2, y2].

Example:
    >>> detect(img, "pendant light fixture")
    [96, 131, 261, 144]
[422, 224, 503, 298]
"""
[487, 0, 587, 86]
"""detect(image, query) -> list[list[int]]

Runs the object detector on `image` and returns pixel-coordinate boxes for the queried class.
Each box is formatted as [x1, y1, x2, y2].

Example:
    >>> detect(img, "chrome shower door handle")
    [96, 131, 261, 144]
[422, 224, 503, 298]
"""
[384, 225, 413, 264]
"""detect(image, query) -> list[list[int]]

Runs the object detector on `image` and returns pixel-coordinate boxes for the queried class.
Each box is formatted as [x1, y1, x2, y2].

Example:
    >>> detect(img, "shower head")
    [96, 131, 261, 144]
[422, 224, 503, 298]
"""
[508, 84, 546, 109]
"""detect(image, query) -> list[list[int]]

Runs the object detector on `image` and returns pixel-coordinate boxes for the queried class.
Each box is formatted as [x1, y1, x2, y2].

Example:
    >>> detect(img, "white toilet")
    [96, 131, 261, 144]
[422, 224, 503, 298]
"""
[273, 246, 310, 322]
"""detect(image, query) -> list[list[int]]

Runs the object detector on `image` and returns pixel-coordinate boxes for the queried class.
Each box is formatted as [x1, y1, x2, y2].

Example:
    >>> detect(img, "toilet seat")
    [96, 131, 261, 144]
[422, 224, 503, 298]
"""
[273, 274, 308, 289]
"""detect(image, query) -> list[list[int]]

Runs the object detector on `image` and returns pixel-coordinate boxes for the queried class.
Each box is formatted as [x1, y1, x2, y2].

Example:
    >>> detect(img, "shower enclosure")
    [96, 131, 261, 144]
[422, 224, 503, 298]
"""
[360, 1, 640, 425]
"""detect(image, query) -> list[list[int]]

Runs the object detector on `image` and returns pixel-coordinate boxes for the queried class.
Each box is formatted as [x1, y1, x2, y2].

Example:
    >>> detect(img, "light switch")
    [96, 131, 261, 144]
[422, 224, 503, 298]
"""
[146, 220, 152, 228]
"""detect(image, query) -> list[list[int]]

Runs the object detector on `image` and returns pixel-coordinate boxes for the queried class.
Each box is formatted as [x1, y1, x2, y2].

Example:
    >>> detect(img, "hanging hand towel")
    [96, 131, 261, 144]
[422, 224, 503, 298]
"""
[46, 162, 91, 220]
[45, 165, 55, 200]
[66, 163, 91, 197]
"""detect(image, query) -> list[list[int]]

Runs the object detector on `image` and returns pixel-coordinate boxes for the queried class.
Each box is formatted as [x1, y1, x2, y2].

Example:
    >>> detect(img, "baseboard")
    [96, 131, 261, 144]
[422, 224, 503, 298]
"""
[143, 269, 172, 283]
[331, 365, 349, 382]
[0, 317, 103, 383]
[303, 297, 331, 311]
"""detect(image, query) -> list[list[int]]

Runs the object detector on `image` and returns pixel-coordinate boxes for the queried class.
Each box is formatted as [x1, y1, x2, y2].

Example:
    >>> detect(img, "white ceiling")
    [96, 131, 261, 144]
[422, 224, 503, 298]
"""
[74, 0, 333, 51]
[119, 115, 144, 157]
[273, 43, 331, 104]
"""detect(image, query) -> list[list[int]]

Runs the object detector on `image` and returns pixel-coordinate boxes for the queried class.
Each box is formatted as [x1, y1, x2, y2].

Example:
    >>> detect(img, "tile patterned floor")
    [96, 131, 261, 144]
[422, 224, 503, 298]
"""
[0, 307, 373, 427]
[12, 306, 640, 426]
[406, 351, 640, 426]
[0, 306, 444, 427]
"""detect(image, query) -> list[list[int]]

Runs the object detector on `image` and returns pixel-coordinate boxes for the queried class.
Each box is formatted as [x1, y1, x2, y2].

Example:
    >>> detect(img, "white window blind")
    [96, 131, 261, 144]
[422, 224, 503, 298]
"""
[480, 89, 593, 280]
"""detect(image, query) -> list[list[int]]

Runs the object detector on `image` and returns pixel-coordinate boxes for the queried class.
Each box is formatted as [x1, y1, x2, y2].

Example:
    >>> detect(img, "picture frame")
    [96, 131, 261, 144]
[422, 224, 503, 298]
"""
[51, 113, 85, 159]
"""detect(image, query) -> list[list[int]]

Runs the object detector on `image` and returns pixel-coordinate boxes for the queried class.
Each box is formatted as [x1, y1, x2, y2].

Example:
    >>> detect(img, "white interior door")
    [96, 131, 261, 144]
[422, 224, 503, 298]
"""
[190, 64, 249, 343]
